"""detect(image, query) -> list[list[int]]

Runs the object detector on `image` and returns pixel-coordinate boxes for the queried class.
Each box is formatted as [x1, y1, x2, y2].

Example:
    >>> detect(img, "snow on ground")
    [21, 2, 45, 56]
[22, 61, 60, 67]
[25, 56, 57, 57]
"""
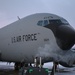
[0, 62, 75, 75]
[43, 62, 75, 75]
[0, 62, 14, 70]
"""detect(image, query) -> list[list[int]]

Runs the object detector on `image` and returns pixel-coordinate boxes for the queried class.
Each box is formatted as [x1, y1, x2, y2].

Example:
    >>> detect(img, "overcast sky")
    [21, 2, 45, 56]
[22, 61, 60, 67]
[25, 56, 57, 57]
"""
[0, 0, 75, 28]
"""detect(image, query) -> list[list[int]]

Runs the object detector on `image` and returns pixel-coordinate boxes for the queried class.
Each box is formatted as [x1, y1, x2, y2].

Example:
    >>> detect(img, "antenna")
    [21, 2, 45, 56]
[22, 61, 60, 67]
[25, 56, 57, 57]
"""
[17, 16, 20, 20]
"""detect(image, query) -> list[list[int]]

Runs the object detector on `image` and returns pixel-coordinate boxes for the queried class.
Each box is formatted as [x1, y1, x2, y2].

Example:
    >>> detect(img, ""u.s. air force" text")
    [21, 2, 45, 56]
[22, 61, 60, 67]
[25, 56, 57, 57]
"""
[11, 33, 37, 43]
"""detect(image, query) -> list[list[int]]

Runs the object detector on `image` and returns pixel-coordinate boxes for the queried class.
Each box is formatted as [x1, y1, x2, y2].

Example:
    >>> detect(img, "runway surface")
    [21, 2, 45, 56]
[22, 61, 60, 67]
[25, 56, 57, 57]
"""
[0, 62, 75, 75]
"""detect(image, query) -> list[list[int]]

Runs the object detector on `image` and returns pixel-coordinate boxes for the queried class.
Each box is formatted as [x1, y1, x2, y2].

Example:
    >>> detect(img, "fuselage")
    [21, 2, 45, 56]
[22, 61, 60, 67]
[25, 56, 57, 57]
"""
[0, 13, 75, 65]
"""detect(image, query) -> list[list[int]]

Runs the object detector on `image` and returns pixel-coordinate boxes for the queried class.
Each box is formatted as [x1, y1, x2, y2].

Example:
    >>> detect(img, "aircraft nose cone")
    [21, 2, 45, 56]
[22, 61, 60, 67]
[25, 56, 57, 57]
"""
[57, 25, 75, 40]
[56, 25, 75, 50]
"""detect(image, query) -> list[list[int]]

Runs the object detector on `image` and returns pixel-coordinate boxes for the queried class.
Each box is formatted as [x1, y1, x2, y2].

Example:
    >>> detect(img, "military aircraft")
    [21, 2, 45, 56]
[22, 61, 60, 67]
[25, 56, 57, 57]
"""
[0, 13, 75, 70]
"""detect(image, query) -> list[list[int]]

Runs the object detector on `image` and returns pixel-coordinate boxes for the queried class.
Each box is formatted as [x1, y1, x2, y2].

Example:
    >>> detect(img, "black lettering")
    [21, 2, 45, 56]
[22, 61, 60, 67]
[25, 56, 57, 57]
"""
[11, 33, 38, 44]
[23, 35, 25, 41]
[25, 35, 28, 41]
[16, 36, 18, 42]
[31, 34, 34, 41]
[11, 37, 14, 43]
[34, 33, 37, 40]
[14, 37, 16, 43]
[18, 36, 21, 42]
[44, 39, 49, 41]
[28, 34, 31, 41]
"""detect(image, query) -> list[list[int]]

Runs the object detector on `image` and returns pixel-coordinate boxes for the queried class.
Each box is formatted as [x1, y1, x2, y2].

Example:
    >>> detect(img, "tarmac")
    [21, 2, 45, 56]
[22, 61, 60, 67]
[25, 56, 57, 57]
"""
[0, 69, 18, 75]
[0, 62, 75, 75]
[0, 67, 75, 75]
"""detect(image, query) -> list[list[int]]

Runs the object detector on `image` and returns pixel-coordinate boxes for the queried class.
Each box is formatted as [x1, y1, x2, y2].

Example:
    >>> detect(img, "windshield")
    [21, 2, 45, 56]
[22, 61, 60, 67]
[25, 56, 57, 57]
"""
[61, 19, 69, 25]
[49, 19, 69, 25]
[37, 19, 69, 26]
[49, 19, 62, 25]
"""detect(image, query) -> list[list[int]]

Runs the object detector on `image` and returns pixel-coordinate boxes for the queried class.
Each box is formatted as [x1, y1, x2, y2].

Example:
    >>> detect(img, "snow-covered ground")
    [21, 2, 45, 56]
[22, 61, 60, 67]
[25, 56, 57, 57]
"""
[43, 62, 75, 75]
[0, 62, 75, 75]
[0, 62, 14, 70]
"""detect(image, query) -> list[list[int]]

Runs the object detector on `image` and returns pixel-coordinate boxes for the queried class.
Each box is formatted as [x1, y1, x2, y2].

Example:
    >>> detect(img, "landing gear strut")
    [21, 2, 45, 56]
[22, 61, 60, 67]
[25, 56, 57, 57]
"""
[14, 62, 29, 70]
[50, 62, 58, 75]
[14, 62, 20, 70]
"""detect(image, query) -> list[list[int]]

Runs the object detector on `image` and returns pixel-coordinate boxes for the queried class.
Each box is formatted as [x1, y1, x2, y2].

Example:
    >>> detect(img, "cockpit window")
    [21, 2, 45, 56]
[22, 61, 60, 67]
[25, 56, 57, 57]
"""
[49, 19, 62, 25]
[49, 19, 69, 25]
[37, 20, 43, 26]
[37, 20, 49, 26]
[61, 19, 69, 25]
[37, 19, 69, 26]
[43, 20, 48, 26]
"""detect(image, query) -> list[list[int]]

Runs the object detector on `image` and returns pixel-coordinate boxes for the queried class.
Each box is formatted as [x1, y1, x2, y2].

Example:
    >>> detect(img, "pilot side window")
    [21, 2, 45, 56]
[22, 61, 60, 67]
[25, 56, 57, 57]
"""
[43, 20, 48, 26]
[37, 20, 49, 26]
[37, 20, 43, 26]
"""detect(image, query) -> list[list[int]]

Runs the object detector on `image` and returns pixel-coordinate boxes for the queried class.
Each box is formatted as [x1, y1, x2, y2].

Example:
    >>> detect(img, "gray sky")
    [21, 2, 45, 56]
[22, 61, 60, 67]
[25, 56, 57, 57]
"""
[0, 0, 75, 28]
